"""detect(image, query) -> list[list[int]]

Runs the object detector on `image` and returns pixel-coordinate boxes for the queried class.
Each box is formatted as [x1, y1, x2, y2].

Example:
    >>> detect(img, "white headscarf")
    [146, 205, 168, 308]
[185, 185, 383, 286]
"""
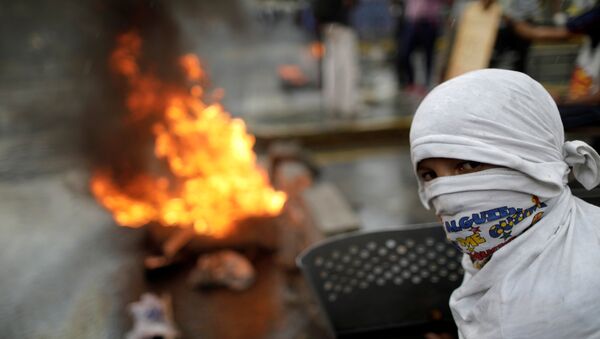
[409, 69, 600, 338]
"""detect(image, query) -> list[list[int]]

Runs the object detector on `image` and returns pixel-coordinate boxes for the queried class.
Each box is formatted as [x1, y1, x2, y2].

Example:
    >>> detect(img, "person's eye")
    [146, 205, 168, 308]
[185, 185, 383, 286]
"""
[457, 161, 482, 172]
[419, 170, 437, 182]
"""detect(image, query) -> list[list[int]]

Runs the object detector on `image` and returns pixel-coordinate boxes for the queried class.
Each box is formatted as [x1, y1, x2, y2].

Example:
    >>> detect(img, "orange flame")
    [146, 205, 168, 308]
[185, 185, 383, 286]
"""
[309, 41, 325, 59]
[91, 31, 286, 237]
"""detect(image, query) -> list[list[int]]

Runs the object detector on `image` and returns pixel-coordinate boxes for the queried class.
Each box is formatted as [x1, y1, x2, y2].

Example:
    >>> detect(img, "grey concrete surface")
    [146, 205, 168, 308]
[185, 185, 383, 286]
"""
[319, 146, 436, 230]
[0, 168, 145, 338]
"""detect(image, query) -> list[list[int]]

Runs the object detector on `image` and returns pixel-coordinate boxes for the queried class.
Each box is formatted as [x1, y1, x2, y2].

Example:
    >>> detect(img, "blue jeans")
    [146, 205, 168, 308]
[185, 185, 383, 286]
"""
[396, 19, 439, 87]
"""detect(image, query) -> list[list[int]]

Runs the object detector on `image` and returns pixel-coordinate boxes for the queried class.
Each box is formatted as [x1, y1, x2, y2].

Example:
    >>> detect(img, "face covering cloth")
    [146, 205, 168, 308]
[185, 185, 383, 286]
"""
[424, 168, 552, 263]
[409, 69, 600, 339]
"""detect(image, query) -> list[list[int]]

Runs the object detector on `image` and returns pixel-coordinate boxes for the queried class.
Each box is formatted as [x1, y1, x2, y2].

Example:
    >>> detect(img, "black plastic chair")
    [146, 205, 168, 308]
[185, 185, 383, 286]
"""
[297, 223, 463, 339]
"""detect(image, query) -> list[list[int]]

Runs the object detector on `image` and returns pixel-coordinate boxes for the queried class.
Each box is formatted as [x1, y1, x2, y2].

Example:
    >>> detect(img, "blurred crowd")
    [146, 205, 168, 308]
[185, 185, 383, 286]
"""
[274, 0, 599, 125]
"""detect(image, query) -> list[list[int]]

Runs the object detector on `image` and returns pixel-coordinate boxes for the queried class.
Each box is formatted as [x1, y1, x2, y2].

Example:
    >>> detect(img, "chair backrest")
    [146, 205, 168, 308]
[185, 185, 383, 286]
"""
[297, 224, 463, 338]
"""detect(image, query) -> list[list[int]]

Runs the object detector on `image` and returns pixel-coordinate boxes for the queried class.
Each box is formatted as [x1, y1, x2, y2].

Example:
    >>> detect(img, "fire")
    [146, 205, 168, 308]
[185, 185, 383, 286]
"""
[309, 41, 325, 59]
[91, 31, 286, 237]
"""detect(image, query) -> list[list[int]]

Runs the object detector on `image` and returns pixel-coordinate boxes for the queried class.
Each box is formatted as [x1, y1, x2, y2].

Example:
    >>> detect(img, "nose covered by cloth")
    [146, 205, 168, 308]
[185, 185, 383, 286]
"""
[409, 69, 600, 339]
[425, 168, 553, 262]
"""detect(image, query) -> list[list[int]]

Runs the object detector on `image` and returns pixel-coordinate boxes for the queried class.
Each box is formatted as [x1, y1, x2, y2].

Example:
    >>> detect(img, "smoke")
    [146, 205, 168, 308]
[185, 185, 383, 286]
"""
[84, 0, 186, 185]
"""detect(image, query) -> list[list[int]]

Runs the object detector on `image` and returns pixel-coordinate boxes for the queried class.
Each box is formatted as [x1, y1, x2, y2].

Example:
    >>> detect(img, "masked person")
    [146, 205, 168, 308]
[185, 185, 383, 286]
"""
[409, 69, 600, 338]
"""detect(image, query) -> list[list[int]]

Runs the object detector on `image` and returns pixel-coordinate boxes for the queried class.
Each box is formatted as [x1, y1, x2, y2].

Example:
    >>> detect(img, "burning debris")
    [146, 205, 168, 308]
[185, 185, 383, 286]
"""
[84, 25, 337, 337]
[144, 227, 196, 270]
[90, 31, 286, 238]
[188, 250, 256, 291]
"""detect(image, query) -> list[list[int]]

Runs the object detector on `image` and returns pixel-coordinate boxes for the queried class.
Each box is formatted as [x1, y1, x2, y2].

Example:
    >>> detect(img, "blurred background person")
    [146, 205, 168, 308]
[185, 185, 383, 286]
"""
[482, 0, 545, 73]
[510, 4, 600, 128]
[312, 0, 360, 116]
[396, 0, 451, 96]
